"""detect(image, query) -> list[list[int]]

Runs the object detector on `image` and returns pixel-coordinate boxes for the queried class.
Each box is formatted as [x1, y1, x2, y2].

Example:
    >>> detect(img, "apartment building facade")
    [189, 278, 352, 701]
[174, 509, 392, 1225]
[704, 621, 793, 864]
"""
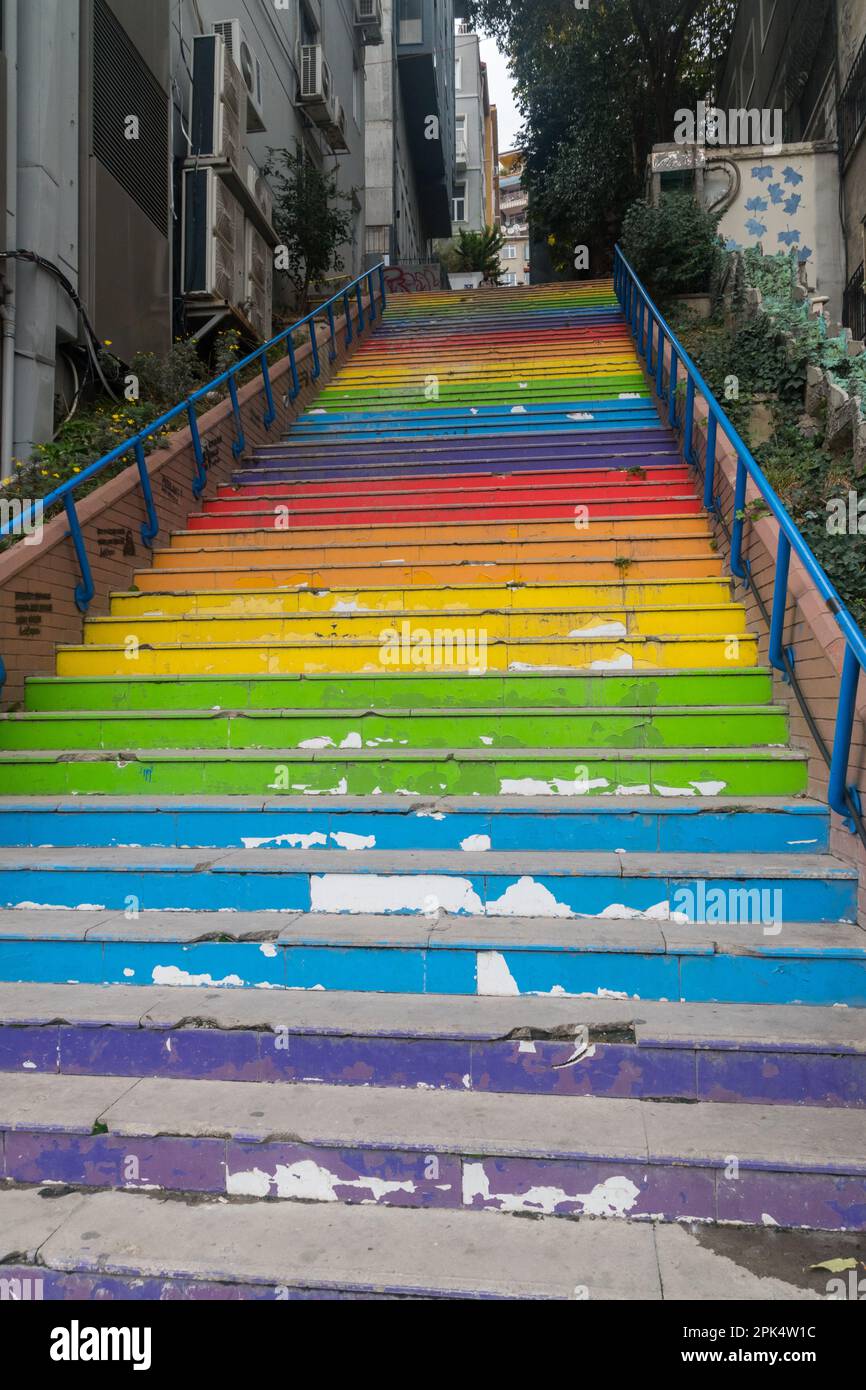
[452, 28, 495, 235]
[365, 0, 466, 265]
[498, 149, 530, 286]
[0, 0, 368, 474]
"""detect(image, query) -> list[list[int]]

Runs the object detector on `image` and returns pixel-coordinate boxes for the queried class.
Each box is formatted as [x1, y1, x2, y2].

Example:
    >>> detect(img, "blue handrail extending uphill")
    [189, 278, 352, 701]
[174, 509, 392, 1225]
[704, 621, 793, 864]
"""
[0, 264, 386, 696]
[613, 244, 865, 836]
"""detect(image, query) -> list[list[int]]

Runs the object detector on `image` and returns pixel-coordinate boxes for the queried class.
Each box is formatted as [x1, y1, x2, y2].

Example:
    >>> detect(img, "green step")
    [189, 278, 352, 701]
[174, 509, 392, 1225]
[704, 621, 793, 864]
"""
[23, 669, 776, 714]
[0, 747, 809, 798]
[0, 706, 789, 753]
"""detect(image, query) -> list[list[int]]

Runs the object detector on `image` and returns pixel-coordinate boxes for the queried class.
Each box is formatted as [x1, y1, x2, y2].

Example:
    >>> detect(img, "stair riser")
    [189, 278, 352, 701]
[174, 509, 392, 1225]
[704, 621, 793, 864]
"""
[0, 1267, 399, 1301]
[110, 580, 735, 617]
[0, 869, 853, 920]
[24, 671, 776, 713]
[220, 464, 691, 498]
[0, 711, 790, 753]
[1, 1026, 860, 1106]
[4, 1130, 863, 1230]
[0, 808, 826, 855]
[55, 638, 763, 679]
[136, 559, 728, 591]
[0, 753, 807, 798]
[1, 941, 862, 1005]
[202, 484, 695, 515]
[186, 500, 704, 530]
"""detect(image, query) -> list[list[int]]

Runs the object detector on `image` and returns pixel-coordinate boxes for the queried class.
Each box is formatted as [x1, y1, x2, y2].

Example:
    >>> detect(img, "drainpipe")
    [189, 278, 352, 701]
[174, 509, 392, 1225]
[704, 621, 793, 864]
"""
[1, 0, 18, 481]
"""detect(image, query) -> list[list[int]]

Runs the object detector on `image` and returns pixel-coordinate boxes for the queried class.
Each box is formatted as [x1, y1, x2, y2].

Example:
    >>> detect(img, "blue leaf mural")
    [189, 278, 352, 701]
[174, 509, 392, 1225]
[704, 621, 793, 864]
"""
[745, 218, 768, 237]
[745, 196, 769, 212]
[778, 229, 802, 246]
[783, 194, 802, 215]
[783, 166, 804, 186]
[751, 165, 774, 181]
[768, 183, 785, 205]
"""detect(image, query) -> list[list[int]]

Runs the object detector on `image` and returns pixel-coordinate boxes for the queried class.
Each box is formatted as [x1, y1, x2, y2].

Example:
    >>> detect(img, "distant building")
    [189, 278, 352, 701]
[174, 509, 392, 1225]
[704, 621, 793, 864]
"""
[365, 0, 467, 265]
[498, 149, 530, 286]
[452, 27, 496, 234]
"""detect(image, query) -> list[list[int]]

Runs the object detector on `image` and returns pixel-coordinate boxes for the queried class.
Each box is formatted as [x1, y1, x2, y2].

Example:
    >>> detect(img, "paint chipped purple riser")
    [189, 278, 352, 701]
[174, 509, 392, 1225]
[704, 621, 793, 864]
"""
[0, 1266, 509, 1301]
[4, 1135, 865, 1230]
[1, 1026, 863, 1106]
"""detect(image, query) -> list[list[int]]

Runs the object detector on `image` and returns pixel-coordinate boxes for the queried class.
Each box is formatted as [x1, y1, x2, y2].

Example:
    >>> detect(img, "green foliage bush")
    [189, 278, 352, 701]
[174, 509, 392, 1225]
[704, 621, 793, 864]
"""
[620, 195, 724, 299]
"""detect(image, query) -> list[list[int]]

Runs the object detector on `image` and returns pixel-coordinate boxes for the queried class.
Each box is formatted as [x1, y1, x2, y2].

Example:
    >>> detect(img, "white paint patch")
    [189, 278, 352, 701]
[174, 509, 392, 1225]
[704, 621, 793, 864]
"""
[615, 784, 651, 796]
[13, 901, 107, 911]
[477, 951, 521, 996]
[310, 874, 483, 916]
[260, 942, 278, 957]
[340, 732, 363, 749]
[415, 811, 446, 821]
[619, 392, 642, 399]
[690, 780, 727, 796]
[787, 839, 818, 846]
[460, 834, 491, 852]
[486, 877, 574, 918]
[589, 900, 688, 923]
[22, 1060, 37, 1070]
[123, 968, 135, 978]
[227, 1158, 416, 1204]
[569, 622, 628, 639]
[331, 831, 376, 851]
[511, 406, 527, 414]
[241, 832, 327, 849]
[567, 412, 594, 421]
[518, 1040, 537, 1054]
[331, 599, 362, 612]
[499, 776, 609, 797]
[761, 1213, 779, 1226]
[151, 965, 246, 989]
[576, 1176, 641, 1217]
[590, 653, 634, 671]
[479, 736, 494, 746]
[298, 736, 335, 750]
[462, 1165, 639, 1217]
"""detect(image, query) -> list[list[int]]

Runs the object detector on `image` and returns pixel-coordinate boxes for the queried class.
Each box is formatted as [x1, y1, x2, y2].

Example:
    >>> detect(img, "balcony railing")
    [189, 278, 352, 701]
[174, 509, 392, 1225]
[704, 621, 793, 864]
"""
[840, 30, 866, 163]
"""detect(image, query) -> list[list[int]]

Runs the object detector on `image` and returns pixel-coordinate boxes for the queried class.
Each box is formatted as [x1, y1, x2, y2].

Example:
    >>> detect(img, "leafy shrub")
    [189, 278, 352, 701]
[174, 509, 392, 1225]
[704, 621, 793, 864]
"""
[621, 194, 723, 299]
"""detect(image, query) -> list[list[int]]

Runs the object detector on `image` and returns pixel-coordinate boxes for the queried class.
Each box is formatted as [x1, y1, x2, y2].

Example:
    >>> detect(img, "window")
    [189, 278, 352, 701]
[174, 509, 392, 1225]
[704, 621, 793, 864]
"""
[503, 273, 517, 286]
[398, 0, 423, 46]
[455, 57, 462, 90]
[353, 59, 361, 126]
[505, 244, 517, 259]
[456, 114, 466, 158]
[453, 183, 466, 222]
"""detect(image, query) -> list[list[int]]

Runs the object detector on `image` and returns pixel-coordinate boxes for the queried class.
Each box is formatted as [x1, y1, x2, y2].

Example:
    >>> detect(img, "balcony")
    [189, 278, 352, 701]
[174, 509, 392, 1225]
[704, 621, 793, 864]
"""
[840, 31, 866, 165]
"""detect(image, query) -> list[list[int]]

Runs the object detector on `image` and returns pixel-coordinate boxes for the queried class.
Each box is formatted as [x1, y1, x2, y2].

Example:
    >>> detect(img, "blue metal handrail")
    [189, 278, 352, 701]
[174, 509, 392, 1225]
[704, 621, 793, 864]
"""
[613, 244, 866, 833]
[0, 261, 386, 564]
[0, 264, 387, 695]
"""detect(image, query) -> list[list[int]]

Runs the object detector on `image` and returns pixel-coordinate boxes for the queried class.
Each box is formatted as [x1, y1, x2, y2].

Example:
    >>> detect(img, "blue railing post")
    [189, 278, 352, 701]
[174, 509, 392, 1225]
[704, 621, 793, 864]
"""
[703, 412, 717, 512]
[327, 304, 338, 363]
[379, 263, 387, 310]
[683, 378, 696, 463]
[829, 647, 862, 829]
[187, 404, 208, 500]
[344, 291, 354, 347]
[367, 271, 377, 322]
[63, 494, 95, 613]
[769, 532, 791, 677]
[656, 321, 666, 398]
[260, 354, 277, 429]
[286, 335, 301, 401]
[730, 454, 748, 581]
[309, 320, 322, 380]
[356, 280, 365, 332]
[645, 310, 654, 369]
[135, 441, 159, 548]
[227, 373, 246, 459]
[667, 350, 678, 428]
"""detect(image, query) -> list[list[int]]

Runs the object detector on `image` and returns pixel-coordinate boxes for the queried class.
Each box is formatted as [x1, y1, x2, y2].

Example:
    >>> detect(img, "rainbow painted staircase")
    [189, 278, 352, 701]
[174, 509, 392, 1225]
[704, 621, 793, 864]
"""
[0, 281, 864, 1300]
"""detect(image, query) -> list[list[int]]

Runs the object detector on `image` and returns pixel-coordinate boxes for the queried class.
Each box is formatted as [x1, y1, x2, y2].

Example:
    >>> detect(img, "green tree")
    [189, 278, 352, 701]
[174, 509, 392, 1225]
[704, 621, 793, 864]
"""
[264, 145, 356, 308]
[466, 0, 737, 268]
[454, 226, 506, 282]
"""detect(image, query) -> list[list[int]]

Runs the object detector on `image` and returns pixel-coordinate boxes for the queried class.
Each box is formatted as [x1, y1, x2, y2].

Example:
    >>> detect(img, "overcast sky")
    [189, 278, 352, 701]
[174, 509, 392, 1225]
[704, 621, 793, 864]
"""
[480, 38, 522, 152]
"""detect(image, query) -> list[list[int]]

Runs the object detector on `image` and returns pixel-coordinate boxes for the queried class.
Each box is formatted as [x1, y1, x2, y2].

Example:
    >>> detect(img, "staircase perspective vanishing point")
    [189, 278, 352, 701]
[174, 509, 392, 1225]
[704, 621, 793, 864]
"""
[0, 280, 864, 1301]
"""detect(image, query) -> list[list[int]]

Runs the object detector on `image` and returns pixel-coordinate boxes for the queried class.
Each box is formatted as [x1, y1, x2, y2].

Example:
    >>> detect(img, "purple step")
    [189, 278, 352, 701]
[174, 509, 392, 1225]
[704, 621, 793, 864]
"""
[2, 1073, 864, 1230]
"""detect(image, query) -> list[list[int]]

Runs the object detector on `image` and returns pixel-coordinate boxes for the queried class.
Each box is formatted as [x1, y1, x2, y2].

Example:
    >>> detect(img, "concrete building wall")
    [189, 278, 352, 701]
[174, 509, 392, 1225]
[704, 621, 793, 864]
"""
[364, 0, 427, 261]
[453, 31, 485, 232]
[838, 0, 866, 287]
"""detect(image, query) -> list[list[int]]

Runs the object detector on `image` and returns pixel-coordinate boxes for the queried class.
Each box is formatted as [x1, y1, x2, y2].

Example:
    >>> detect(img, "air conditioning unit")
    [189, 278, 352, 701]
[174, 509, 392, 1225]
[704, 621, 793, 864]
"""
[323, 97, 349, 153]
[182, 166, 246, 312]
[213, 19, 267, 133]
[354, 0, 384, 44]
[190, 34, 244, 180]
[297, 43, 334, 124]
[246, 159, 274, 228]
[245, 221, 273, 342]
